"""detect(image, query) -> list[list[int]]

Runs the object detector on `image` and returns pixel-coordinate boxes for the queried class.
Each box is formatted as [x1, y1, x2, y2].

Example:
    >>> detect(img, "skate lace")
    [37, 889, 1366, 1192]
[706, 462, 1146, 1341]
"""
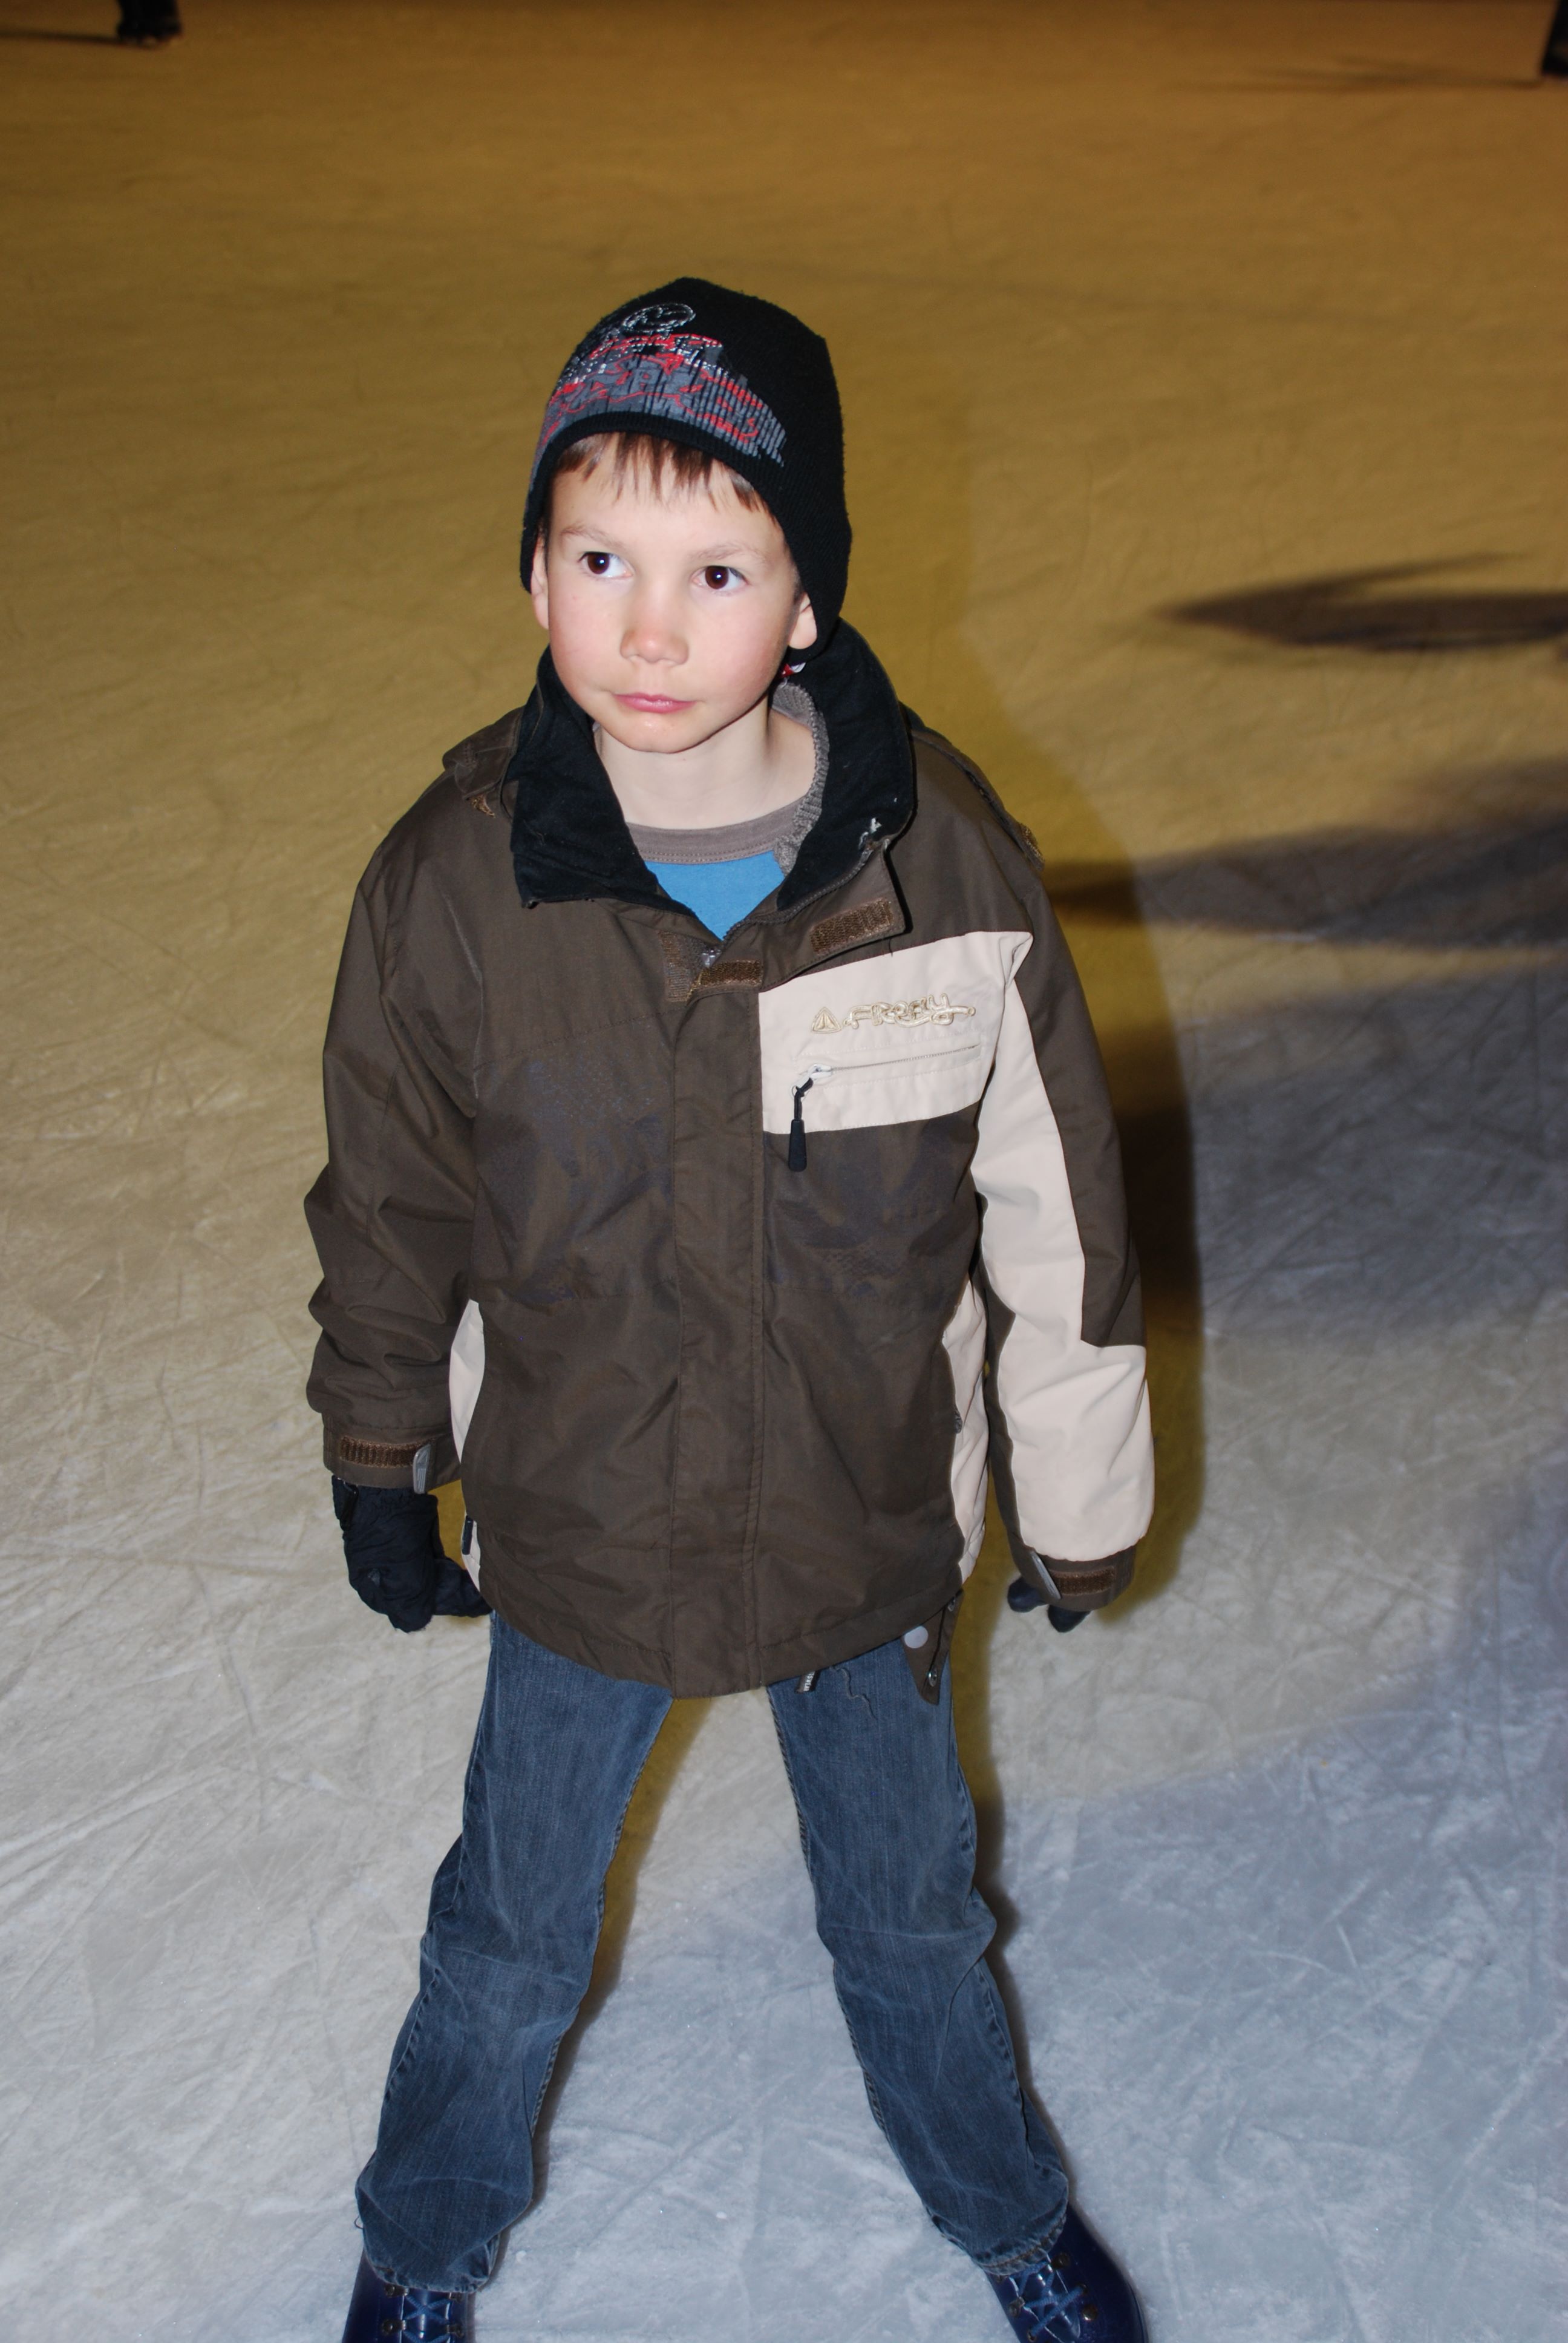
[376, 2302, 466, 2341]
[995, 2250, 1089, 2342]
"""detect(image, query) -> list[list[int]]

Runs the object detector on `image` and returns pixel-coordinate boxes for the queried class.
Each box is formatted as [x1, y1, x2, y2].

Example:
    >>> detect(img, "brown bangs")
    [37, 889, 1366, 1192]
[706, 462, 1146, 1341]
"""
[548, 430, 763, 513]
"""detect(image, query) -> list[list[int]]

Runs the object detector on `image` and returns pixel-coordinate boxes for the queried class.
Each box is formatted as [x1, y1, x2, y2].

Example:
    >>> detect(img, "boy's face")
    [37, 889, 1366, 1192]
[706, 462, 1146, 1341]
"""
[530, 459, 817, 756]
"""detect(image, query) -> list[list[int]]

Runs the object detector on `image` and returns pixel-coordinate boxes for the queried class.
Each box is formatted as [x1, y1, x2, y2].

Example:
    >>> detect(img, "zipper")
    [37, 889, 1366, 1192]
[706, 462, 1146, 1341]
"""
[787, 1045, 980, 1171]
[788, 1066, 830, 1171]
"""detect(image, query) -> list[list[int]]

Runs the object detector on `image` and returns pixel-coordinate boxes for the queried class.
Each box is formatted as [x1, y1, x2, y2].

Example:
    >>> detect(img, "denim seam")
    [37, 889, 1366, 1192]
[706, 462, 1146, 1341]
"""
[379, 1840, 475, 2113]
[767, 1691, 822, 1879]
[378, 1974, 440, 2113]
[366, 2256, 479, 2299]
[829, 1973, 897, 2144]
[977, 2214, 1068, 2278]
[443, 1641, 494, 1918]
[526, 1696, 668, 2134]
[526, 2033, 566, 2140]
[916, 1973, 1051, 2264]
[977, 1970, 1027, 2109]
[379, 1646, 497, 2114]
[769, 1698, 902, 2148]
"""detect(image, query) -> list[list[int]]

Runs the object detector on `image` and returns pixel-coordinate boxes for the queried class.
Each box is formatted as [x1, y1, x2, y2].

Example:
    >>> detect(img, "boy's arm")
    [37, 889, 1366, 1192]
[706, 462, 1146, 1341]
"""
[973, 892, 1154, 1610]
[304, 865, 475, 1493]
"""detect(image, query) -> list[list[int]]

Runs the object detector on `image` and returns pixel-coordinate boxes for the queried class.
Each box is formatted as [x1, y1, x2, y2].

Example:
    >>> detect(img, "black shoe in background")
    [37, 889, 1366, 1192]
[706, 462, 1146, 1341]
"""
[116, 1, 183, 45]
[1543, 1, 1568, 77]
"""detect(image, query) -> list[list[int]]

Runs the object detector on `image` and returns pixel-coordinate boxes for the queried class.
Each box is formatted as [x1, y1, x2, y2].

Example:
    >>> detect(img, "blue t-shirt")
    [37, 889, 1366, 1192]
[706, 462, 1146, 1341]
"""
[640, 850, 783, 939]
[627, 692, 821, 940]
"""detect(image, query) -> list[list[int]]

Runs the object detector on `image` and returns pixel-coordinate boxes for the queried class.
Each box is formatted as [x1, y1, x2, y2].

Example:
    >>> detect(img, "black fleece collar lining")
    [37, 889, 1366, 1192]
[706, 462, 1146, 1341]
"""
[506, 621, 915, 916]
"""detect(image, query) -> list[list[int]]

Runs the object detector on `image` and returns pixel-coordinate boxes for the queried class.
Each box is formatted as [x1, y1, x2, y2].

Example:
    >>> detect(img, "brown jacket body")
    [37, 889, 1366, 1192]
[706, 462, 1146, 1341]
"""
[306, 626, 1152, 1696]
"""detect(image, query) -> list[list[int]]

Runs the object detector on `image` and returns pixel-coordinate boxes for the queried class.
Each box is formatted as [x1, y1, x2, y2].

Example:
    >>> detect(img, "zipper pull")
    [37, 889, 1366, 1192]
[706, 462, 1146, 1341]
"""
[787, 1067, 833, 1170]
[788, 1077, 814, 1170]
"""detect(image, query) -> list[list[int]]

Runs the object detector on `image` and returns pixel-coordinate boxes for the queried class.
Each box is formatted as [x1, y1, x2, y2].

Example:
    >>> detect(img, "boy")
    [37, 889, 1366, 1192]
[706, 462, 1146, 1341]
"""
[307, 281, 1154, 2343]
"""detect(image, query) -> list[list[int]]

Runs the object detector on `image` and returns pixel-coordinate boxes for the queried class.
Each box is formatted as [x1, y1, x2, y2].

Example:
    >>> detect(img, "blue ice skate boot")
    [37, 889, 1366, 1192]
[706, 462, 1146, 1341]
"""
[341, 2252, 475, 2341]
[988, 2206, 1148, 2342]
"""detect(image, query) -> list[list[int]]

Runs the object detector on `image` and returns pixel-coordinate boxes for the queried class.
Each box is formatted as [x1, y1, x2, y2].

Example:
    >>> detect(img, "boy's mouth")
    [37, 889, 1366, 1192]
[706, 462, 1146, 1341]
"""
[616, 692, 693, 714]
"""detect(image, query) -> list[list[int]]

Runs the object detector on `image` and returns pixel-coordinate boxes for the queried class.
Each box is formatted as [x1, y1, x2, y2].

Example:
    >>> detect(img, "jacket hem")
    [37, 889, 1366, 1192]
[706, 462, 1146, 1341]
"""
[481, 1564, 964, 1699]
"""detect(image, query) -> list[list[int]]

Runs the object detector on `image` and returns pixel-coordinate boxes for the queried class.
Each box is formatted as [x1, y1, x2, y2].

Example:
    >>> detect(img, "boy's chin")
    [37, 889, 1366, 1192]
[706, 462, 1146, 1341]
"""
[596, 711, 710, 756]
[592, 693, 762, 758]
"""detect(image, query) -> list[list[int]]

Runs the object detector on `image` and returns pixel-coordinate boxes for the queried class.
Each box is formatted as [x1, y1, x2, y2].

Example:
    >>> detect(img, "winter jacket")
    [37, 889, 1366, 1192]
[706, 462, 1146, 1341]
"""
[305, 623, 1154, 1697]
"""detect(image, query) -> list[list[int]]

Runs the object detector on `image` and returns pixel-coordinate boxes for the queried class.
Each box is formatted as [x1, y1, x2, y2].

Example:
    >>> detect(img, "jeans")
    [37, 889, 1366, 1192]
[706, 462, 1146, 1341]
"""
[358, 1614, 1068, 2292]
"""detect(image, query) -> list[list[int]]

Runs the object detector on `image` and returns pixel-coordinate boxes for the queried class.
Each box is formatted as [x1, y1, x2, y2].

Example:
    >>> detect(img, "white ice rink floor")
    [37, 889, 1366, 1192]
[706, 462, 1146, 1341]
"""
[2, 4, 1564, 2338]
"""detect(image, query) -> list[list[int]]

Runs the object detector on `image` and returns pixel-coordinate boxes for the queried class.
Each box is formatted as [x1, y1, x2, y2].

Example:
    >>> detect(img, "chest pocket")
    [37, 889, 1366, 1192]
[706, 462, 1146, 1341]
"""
[758, 929, 1031, 1138]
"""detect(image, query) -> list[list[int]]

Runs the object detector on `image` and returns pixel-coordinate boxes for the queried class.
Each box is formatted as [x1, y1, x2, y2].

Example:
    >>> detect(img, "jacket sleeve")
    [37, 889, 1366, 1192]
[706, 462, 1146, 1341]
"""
[304, 856, 475, 1490]
[973, 889, 1154, 1606]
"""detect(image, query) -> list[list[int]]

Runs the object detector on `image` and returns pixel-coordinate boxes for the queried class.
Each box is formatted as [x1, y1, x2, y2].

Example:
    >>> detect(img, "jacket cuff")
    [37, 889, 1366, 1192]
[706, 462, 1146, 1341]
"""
[1024, 1547, 1136, 1611]
[320, 1417, 459, 1492]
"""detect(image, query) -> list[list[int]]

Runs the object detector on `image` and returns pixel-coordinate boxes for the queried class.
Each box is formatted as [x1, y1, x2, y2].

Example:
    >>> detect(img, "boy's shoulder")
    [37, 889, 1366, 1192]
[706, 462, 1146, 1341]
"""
[439, 703, 529, 819]
[359, 705, 528, 896]
[901, 712, 1047, 889]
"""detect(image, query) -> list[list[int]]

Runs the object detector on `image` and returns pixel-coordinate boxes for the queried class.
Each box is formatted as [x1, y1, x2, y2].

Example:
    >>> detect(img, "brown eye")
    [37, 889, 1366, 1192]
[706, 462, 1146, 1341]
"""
[584, 552, 613, 575]
[703, 565, 737, 591]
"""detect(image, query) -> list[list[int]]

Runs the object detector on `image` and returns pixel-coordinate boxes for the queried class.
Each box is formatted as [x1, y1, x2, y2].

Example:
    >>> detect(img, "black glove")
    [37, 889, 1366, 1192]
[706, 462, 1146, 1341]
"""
[332, 1479, 489, 1632]
[1006, 1578, 1089, 1633]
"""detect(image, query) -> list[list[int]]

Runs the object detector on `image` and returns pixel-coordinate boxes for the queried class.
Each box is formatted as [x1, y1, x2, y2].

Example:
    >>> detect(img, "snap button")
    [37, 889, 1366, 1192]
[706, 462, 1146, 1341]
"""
[902, 1626, 929, 1648]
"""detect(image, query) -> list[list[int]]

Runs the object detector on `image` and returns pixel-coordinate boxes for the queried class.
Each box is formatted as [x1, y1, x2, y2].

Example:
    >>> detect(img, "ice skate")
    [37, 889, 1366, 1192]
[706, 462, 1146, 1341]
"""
[341, 2253, 474, 2342]
[988, 2207, 1148, 2343]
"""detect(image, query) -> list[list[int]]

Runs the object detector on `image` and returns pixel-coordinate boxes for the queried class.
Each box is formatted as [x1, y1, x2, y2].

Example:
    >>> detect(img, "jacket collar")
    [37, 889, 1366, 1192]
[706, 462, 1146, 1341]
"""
[498, 621, 915, 917]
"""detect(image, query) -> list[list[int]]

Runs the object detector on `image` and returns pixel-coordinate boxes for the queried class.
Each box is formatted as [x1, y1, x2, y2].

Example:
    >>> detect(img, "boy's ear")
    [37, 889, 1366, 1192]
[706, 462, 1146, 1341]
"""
[528, 537, 550, 631]
[787, 594, 818, 654]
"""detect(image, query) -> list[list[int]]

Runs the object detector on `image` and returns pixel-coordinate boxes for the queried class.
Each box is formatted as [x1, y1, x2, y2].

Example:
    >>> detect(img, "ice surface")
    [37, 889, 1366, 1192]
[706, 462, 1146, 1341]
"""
[1, 3, 1564, 2338]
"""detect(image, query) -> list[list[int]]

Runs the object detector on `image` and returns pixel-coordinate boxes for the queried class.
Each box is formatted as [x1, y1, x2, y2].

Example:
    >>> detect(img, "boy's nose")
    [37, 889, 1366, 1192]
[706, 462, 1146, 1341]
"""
[619, 594, 686, 667]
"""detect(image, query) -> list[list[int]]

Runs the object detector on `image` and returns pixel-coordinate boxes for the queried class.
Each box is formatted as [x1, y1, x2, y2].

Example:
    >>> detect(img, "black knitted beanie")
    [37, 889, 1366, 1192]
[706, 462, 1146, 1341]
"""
[520, 279, 850, 654]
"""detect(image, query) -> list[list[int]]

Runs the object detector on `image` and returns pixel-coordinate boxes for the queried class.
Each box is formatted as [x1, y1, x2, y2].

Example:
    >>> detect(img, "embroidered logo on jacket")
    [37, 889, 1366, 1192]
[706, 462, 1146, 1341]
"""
[809, 994, 977, 1035]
